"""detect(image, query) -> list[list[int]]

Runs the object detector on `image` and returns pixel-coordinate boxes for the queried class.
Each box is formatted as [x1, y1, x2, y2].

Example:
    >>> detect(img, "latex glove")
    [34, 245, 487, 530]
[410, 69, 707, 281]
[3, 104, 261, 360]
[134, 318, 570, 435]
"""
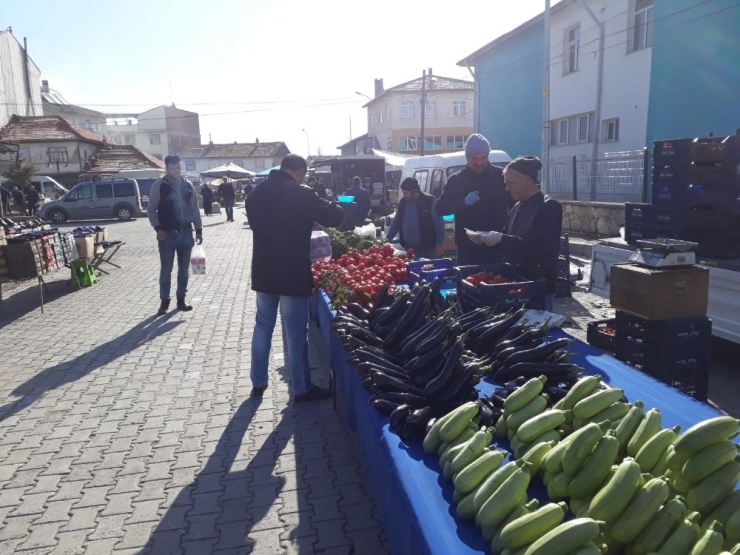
[465, 228, 483, 245]
[479, 231, 503, 247]
[464, 191, 480, 206]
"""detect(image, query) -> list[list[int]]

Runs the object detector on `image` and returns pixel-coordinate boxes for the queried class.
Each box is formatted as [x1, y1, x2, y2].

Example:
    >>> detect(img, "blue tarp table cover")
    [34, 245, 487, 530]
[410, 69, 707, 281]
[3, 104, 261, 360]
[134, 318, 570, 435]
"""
[312, 291, 725, 554]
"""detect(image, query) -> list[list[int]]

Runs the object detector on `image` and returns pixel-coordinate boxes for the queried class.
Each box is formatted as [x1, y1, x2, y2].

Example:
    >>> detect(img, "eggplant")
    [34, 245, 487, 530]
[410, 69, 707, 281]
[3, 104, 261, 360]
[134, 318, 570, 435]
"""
[372, 282, 391, 312]
[369, 370, 425, 396]
[414, 321, 453, 357]
[479, 307, 526, 343]
[371, 398, 402, 415]
[503, 338, 572, 366]
[389, 404, 412, 430]
[353, 349, 405, 372]
[477, 401, 495, 427]
[361, 377, 379, 393]
[494, 362, 582, 383]
[409, 341, 449, 373]
[400, 317, 443, 358]
[422, 333, 466, 398]
[546, 386, 569, 403]
[377, 291, 411, 326]
[384, 285, 431, 349]
[357, 362, 409, 382]
[347, 303, 371, 321]
[370, 391, 429, 408]
[405, 406, 433, 428]
[495, 337, 547, 362]
[494, 326, 547, 354]
[433, 363, 480, 404]
[348, 327, 384, 348]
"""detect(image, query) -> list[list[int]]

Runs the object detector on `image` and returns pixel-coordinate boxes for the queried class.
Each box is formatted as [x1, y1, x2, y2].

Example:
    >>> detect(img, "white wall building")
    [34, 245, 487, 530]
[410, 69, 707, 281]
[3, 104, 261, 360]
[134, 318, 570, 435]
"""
[548, 0, 653, 157]
[177, 141, 291, 177]
[41, 80, 108, 137]
[0, 29, 42, 129]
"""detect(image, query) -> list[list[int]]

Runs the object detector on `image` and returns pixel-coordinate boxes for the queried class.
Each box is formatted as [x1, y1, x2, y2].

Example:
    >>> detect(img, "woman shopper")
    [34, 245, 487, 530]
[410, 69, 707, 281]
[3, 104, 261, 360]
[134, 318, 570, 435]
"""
[201, 183, 214, 216]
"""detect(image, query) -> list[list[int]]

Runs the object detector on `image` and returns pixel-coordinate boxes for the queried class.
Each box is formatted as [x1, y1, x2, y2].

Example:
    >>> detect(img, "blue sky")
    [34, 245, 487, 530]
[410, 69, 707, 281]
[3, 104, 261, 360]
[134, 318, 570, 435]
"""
[1, 0, 561, 156]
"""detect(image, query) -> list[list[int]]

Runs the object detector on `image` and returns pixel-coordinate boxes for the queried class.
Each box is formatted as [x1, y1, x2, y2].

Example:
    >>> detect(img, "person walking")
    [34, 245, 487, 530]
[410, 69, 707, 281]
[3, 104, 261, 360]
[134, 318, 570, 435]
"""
[467, 156, 563, 312]
[218, 179, 235, 222]
[435, 133, 513, 265]
[0, 186, 10, 216]
[243, 180, 254, 226]
[246, 154, 344, 401]
[147, 155, 203, 316]
[201, 183, 214, 216]
[11, 186, 25, 215]
[26, 185, 40, 217]
[385, 177, 445, 259]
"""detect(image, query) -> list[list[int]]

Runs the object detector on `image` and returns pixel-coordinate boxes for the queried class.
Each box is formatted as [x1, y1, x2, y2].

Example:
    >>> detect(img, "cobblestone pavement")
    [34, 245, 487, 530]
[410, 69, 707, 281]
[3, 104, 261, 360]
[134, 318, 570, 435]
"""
[0, 213, 388, 554]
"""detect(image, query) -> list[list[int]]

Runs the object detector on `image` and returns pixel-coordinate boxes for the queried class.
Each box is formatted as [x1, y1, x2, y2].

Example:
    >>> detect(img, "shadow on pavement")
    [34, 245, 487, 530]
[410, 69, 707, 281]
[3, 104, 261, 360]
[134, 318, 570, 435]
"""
[0, 275, 78, 329]
[143, 366, 318, 555]
[0, 314, 182, 420]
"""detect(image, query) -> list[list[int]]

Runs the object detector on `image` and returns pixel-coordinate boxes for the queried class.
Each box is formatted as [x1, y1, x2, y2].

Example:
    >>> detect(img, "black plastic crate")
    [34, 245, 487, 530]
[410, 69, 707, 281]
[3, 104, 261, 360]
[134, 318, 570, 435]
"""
[625, 203, 654, 224]
[652, 181, 735, 208]
[654, 138, 695, 167]
[557, 256, 569, 278]
[615, 311, 712, 344]
[555, 277, 572, 298]
[653, 162, 736, 186]
[560, 234, 570, 258]
[652, 205, 724, 229]
[456, 263, 546, 313]
[587, 319, 616, 352]
[625, 222, 657, 245]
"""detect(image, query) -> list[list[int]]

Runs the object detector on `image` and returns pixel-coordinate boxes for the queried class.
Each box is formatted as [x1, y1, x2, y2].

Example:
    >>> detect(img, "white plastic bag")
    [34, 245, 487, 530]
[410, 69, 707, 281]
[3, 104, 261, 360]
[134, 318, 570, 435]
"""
[354, 222, 377, 239]
[190, 245, 207, 275]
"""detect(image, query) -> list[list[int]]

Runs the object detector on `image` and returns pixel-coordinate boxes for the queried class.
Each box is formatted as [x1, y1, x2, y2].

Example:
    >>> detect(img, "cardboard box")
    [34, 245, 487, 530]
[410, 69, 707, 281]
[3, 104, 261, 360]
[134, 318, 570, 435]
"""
[610, 263, 709, 320]
[0, 229, 6, 246]
[3, 242, 42, 280]
[442, 229, 457, 253]
[96, 228, 109, 243]
[75, 236, 95, 259]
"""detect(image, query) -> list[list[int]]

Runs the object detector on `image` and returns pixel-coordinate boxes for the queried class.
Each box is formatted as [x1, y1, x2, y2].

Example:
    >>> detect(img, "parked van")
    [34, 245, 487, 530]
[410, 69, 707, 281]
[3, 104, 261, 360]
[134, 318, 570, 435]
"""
[400, 150, 512, 197]
[110, 169, 165, 208]
[30, 175, 68, 201]
[37, 179, 143, 224]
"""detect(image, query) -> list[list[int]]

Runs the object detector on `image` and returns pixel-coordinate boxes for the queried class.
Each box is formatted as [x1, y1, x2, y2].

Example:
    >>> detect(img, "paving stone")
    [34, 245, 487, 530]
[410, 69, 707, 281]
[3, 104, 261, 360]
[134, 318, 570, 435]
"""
[0, 514, 40, 540]
[125, 499, 162, 524]
[60, 507, 102, 532]
[214, 520, 250, 550]
[279, 510, 315, 539]
[312, 519, 352, 551]
[35, 499, 74, 524]
[181, 512, 220, 542]
[309, 495, 346, 523]
[49, 481, 86, 503]
[83, 538, 121, 554]
[114, 521, 157, 550]
[11, 491, 54, 517]
[99, 492, 137, 517]
[281, 536, 318, 555]
[16, 521, 61, 551]
[72, 486, 110, 509]
[249, 504, 283, 532]
[51, 529, 91, 555]
[181, 538, 220, 555]
[0, 487, 31, 508]
[246, 528, 284, 554]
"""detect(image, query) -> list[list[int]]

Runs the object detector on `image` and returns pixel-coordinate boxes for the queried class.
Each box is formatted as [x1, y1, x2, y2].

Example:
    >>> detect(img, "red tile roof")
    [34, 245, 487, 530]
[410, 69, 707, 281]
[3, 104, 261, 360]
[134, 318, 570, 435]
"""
[177, 141, 289, 159]
[80, 144, 165, 177]
[0, 115, 105, 144]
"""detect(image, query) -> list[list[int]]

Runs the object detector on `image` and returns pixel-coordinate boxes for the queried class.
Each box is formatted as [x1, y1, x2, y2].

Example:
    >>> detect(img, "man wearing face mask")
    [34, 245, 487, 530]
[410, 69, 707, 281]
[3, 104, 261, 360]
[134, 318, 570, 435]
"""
[435, 133, 513, 265]
[467, 156, 562, 311]
[385, 177, 445, 259]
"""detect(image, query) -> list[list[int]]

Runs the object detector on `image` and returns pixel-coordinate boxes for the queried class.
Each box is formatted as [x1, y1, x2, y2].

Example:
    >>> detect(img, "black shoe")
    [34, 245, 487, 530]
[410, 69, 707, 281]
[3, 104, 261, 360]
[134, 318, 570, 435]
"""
[294, 385, 332, 403]
[251, 386, 266, 398]
[157, 299, 170, 316]
[177, 297, 193, 311]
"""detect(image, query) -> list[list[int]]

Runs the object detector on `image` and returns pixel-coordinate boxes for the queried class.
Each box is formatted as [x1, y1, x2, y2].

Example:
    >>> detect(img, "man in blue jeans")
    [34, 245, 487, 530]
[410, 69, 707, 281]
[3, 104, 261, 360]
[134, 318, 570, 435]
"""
[246, 154, 344, 402]
[147, 155, 203, 315]
[218, 179, 235, 222]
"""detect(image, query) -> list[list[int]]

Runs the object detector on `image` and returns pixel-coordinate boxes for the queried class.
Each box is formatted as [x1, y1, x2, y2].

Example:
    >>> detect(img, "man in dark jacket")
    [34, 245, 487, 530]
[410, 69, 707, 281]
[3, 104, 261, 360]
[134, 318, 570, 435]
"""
[307, 176, 327, 200]
[467, 156, 563, 312]
[147, 155, 203, 315]
[11, 186, 25, 215]
[217, 179, 236, 222]
[385, 177, 445, 259]
[344, 176, 371, 229]
[26, 186, 40, 216]
[435, 133, 513, 265]
[247, 154, 344, 402]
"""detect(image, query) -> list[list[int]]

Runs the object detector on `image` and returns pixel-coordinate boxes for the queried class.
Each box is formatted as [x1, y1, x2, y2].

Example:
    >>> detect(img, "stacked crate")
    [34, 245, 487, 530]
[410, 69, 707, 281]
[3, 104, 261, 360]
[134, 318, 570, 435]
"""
[51, 232, 66, 266]
[59, 232, 78, 263]
[37, 235, 57, 273]
[555, 235, 572, 297]
[4, 240, 44, 280]
[0, 230, 9, 284]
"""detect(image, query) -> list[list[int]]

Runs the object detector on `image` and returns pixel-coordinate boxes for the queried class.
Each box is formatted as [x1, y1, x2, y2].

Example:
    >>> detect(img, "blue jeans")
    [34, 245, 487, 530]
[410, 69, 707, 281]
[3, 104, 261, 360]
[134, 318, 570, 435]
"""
[223, 197, 234, 220]
[158, 230, 194, 300]
[251, 292, 312, 395]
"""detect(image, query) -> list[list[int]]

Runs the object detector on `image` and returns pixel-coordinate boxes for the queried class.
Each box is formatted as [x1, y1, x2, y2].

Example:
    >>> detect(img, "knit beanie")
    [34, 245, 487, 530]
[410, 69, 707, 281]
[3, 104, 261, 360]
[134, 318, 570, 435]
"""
[464, 133, 491, 156]
[400, 177, 420, 192]
[506, 156, 542, 182]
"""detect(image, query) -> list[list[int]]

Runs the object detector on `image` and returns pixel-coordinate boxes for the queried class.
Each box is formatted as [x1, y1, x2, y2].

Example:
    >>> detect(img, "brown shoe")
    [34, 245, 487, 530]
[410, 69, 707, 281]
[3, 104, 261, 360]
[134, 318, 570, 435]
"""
[157, 299, 170, 316]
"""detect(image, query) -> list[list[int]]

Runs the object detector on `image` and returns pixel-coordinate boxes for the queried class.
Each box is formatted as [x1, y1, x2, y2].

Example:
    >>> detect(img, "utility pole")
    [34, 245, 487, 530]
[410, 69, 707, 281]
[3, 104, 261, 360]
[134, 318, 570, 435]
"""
[420, 69, 427, 156]
[541, 0, 551, 193]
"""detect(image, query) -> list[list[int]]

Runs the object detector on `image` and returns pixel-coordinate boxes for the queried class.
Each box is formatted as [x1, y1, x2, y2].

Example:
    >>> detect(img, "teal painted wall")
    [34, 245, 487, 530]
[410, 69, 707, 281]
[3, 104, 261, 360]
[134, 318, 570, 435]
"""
[647, 0, 740, 143]
[473, 20, 544, 159]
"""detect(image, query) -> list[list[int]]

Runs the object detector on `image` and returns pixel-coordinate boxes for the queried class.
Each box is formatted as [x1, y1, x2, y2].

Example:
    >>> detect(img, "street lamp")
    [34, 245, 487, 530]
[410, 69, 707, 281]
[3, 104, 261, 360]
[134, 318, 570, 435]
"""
[355, 91, 372, 102]
[301, 129, 310, 158]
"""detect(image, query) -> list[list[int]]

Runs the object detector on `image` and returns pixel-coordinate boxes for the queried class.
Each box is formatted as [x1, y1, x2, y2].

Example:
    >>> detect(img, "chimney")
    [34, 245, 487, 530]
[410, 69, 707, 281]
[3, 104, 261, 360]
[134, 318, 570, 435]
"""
[374, 78, 384, 98]
[41, 80, 49, 93]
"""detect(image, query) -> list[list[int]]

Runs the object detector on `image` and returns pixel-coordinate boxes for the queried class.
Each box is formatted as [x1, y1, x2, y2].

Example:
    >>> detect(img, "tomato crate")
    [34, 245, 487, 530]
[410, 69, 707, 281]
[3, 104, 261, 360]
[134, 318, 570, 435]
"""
[615, 311, 712, 344]
[456, 263, 546, 313]
[586, 318, 616, 352]
[408, 258, 454, 286]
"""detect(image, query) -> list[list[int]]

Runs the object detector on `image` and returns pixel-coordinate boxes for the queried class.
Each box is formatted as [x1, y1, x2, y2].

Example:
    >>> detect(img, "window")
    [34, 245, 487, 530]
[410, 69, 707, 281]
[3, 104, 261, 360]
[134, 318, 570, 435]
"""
[551, 112, 595, 145]
[255, 159, 265, 169]
[633, 0, 653, 51]
[209, 160, 221, 169]
[185, 160, 196, 172]
[82, 122, 99, 133]
[424, 101, 437, 117]
[446, 135, 468, 150]
[379, 110, 383, 124]
[453, 101, 466, 117]
[233, 160, 244, 168]
[385, 105, 389, 122]
[413, 170, 429, 192]
[425, 136, 443, 151]
[48, 147, 68, 162]
[604, 118, 620, 142]
[153, 154, 163, 161]
[70, 184, 92, 201]
[369, 114, 374, 128]
[399, 136, 420, 151]
[96, 183, 113, 198]
[18, 148, 30, 161]
[113, 182, 135, 197]
[124, 134, 136, 145]
[386, 137, 392, 151]
[566, 25, 580, 74]
[401, 101, 415, 119]
[149, 134, 161, 145]
[430, 169, 444, 196]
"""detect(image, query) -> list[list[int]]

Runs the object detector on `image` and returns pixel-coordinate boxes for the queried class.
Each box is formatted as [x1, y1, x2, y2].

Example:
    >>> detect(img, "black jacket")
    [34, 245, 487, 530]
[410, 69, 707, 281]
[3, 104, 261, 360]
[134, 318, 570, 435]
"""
[498, 191, 563, 294]
[201, 186, 213, 204]
[435, 164, 513, 265]
[311, 183, 327, 200]
[247, 170, 344, 296]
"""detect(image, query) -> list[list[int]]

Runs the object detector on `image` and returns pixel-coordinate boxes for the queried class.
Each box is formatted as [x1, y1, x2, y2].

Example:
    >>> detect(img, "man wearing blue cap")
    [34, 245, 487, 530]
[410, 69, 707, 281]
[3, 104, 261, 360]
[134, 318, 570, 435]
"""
[435, 133, 513, 265]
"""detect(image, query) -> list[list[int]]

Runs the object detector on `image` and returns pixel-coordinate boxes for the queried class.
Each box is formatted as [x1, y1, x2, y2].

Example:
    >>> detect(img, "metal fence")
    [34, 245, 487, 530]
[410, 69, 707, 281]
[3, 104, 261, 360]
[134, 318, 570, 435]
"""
[548, 148, 649, 203]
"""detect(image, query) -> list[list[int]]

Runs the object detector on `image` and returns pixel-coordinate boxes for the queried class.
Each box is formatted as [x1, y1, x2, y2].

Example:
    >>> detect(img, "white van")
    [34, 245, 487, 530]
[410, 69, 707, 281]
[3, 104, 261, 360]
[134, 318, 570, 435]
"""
[400, 150, 512, 197]
[30, 175, 68, 202]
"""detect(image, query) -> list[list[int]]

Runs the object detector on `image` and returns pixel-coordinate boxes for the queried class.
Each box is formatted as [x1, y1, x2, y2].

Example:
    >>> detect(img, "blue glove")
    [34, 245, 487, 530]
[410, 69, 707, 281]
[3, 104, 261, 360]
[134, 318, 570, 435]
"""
[465, 191, 480, 206]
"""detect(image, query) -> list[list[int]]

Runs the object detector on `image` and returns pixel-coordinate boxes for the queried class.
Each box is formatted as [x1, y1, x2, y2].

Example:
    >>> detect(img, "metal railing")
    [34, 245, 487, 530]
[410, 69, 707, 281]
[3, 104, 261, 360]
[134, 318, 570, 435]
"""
[548, 148, 649, 203]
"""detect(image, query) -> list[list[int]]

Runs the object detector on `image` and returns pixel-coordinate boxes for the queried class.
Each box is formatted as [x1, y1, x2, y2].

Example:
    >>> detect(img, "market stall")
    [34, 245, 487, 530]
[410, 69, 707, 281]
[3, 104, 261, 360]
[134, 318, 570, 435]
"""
[310, 238, 730, 555]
